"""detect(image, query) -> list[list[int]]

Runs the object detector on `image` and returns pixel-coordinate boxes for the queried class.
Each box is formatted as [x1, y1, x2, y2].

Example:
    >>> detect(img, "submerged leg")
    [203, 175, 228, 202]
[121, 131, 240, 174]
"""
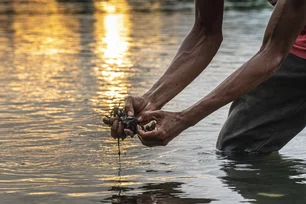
[217, 54, 306, 152]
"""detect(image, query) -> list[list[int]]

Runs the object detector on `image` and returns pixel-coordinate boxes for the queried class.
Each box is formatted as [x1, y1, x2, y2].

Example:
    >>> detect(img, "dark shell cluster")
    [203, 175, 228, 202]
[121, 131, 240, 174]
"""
[110, 107, 138, 135]
[104, 106, 157, 141]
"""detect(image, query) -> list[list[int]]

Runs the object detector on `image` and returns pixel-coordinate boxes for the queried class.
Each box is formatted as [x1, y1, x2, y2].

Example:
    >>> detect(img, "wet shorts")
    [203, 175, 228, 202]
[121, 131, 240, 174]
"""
[217, 53, 306, 152]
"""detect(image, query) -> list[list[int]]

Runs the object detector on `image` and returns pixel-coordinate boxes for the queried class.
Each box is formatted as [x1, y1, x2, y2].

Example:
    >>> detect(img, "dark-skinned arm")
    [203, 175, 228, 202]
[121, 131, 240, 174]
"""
[104, 0, 224, 138]
[183, 0, 306, 126]
[143, 0, 224, 110]
[137, 0, 306, 147]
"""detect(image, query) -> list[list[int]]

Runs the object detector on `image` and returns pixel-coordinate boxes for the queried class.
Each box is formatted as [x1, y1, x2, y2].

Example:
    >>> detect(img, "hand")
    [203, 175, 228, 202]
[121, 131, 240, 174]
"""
[136, 110, 189, 147]
[103, 96, 156, 139]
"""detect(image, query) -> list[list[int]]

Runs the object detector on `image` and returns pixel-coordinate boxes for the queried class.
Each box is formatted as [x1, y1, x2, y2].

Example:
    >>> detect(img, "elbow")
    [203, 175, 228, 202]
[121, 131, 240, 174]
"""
[256, 48, 287, 78]
[190, 26, 223, 50]
[259, 42, 290, 69]
[200, 29, 223, 46]
[192, 25, 223, 43]
[213, 32, 223, 47]
[206, 32, 223, 53]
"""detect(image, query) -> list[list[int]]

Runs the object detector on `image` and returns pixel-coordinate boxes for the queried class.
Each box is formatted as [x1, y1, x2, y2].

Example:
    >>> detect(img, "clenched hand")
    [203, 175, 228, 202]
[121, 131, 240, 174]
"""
[103, 96, 156, 139]
[137, 110, 190, 147]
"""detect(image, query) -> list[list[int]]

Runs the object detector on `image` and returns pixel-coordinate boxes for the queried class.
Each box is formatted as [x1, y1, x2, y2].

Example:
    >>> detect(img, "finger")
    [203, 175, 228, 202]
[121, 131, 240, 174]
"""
[137, 111, 158, 124]
[124, 96, 134, 116]
[137, 134, 167, 147]
[111, 119, 119, 138]
[124, 129, 134, 137]
[144, 121, 156, 131]
[121, 134, 127, 141]
[117, 121, 124, 137]
[102, 117, 112, 126]
[137, 135, 156, 147]
[137, 125, 161, 141]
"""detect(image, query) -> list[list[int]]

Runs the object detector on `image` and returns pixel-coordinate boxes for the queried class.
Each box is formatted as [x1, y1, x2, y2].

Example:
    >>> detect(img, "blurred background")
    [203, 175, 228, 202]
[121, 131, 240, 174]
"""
[0, 0, 269, 14]
[1, 1, 306, 204]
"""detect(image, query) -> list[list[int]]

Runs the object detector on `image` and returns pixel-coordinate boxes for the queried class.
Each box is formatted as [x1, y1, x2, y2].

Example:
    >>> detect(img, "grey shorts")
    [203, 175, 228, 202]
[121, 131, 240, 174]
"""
[217, 54, 306, 152]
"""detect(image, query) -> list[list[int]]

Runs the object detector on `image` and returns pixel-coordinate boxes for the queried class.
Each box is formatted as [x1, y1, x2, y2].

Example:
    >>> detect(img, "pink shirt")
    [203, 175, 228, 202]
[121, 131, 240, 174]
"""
[291, 27, 306, 59]
[268, 0, 306, 59]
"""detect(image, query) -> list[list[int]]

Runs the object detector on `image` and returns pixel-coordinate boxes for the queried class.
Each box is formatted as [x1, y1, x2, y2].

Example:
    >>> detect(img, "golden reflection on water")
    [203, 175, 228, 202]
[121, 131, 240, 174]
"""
[11, 0, 59, 14]
[96, 0, 130, 13]
[9, 0, 81, 102]
[92, 1, 140, 158]
[0, 0, 138, 161]
[93, 0, 133, 110]
[1, 0, 142, 190]
[6, 0, 134, 109]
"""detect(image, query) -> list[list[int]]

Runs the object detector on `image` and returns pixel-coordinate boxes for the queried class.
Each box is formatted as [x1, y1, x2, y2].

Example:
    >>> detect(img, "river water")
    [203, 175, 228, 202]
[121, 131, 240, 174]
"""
[1, 1, 306, 204]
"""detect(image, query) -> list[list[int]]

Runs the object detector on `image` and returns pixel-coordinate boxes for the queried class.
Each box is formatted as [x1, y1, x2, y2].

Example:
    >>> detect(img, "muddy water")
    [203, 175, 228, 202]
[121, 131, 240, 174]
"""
[1, 1, 306, 204]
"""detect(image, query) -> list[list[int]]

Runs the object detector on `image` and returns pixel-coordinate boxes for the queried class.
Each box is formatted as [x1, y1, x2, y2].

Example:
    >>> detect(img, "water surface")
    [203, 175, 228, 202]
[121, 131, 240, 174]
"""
[1, 1, 306, 204]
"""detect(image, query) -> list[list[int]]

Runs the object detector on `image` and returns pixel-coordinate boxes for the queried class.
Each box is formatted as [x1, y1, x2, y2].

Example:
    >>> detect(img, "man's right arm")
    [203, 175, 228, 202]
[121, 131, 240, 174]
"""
[142, 0, 224, 110]
[105, 0, 225, 138]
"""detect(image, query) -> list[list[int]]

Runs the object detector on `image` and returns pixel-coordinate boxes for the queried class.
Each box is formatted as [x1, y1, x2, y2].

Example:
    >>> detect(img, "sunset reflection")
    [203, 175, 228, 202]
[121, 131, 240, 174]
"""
[11, 0, 59, 14]
[0, 0, 144, 199]
[6, 0, 134, 110]
[10, 0, 81, 102]
[95, 0, 130, 13]
[103, 15, 130, 65]
[93, 0, 132, 110]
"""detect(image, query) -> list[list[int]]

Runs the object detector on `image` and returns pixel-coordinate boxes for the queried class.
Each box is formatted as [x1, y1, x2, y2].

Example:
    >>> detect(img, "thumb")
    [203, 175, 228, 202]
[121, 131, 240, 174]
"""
[124, 96, 135, 116]
[137, 111, 158, 123]
[102, 116, 113, 126]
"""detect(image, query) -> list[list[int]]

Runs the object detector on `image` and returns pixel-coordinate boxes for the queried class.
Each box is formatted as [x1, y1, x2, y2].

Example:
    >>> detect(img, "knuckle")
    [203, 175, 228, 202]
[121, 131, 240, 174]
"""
[157, 135, 164, 141]
[159, 136, 168, 146]
[161, 141, 168, 146]
[111, 126, 116, 131]
[111, 132, 117, 138]
[140, 139, 152, 147]
[160, 130, 167, 137]
[139, 138, 145, 145]
[117, 121, 122, 127]
[145, 142, 154, 147]
[116, 129, 122, 136]
[102, 117, 110, 125]
[124, 104, 131, 109]
[111, 120, 118, 130]
[141, 140, 148, 146]
[124, 96, 133, 103]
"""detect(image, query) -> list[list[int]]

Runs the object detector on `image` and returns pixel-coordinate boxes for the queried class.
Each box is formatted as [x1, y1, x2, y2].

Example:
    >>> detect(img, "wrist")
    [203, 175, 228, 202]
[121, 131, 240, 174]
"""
[141, 93, 159, 111]
[178, 109, 197, 128]
[142, 92, 163, 110]
[179, 99, 212, 128]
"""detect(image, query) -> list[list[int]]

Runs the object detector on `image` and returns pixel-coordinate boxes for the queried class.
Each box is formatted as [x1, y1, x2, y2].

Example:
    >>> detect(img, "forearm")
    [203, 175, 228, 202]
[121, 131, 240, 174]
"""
[181, 0, 306, 127]
[182, 49, 285, 127]
[143, 30, 222, 109]
[141, 0, 224, 110]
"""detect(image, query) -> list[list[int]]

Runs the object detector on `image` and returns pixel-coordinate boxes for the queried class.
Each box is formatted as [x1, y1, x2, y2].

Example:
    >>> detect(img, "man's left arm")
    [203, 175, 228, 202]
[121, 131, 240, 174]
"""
[137, 0, 306, 147]
[183, 0, 306, 126]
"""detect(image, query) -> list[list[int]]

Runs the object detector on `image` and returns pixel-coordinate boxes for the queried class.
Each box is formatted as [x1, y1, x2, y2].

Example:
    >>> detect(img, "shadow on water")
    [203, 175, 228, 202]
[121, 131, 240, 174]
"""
[101, 155, 216, 203]
[218, 152, 306, 204]
[102, 182, 215, 204]
[101, 152, 306, 204]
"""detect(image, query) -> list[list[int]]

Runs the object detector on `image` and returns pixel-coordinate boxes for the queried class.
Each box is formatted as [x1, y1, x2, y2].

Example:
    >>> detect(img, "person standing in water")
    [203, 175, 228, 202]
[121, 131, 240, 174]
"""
[104, 0, 306, 152]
